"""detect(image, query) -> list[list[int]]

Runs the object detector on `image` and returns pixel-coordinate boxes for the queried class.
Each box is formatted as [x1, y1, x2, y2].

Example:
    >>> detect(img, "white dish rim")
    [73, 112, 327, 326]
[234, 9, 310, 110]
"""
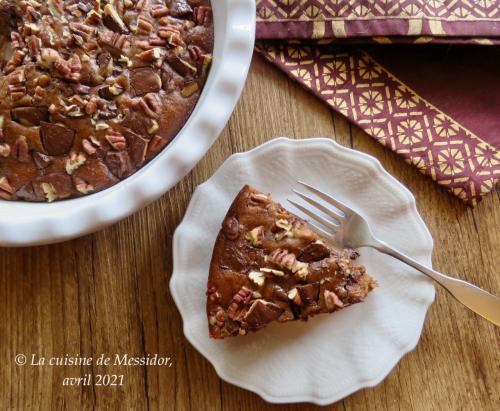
[170, 137, 435, 405]
[0, 0, 256, 246]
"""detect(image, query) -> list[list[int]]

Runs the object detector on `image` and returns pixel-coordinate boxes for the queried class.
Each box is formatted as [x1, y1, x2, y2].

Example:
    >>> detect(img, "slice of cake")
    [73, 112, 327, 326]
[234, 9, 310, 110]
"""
[206, 185, 377, 339]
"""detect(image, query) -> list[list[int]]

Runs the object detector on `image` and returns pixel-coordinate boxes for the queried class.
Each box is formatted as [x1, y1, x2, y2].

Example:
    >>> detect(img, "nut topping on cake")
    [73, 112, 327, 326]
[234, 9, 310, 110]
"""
[0, 0, 213, 202]
[206, 185, 377, 339]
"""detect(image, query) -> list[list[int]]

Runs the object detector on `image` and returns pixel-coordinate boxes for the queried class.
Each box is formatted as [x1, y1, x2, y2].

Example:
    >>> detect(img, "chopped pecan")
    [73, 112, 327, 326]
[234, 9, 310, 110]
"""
[69, 22, 95, 42]
[249, 192, 269, 205]
[194, 6, 212, 26]
[208, 307, 226, 328]
[13, 136, 30, 163]
[136, 15, 153, 35]
[137, 93, 162, 118]
[324, 290, 344, 310]
[268, 248, 296, 271]
[145, 135, 168, 161]
[34, 174, 73, 203]
[0, 177, 15, 200]
[0, 143, 11, 158]
[137, 47, 162, 62]
[206, 285, 221, 303]
[105, 130, 127, 151]
[227, 287, 253, 322]
[248, 271, 266, 287]
[151, 5, 169, 18]
[81, 138, 100, 156]
[245, 226, 264, 247]
[287, 288, 302, 305]
[180, 82, 199, 97]
[73, 177, 95, 195]
[65, 153, 87, 175]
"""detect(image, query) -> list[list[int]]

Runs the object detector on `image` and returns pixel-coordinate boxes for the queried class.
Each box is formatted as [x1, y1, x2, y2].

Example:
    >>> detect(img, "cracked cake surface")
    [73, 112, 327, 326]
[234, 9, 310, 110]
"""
[206, 185, 378, 339]
[0, 0, 213, 202]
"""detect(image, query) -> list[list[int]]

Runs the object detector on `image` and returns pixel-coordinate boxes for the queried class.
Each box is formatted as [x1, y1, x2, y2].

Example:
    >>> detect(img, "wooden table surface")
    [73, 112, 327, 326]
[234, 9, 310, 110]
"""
[1, 56, 499, 411]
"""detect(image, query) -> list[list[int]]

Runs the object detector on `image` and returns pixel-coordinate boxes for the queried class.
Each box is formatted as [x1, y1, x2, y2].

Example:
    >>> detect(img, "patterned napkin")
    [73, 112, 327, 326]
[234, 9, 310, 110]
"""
[255, 1, 500, 207]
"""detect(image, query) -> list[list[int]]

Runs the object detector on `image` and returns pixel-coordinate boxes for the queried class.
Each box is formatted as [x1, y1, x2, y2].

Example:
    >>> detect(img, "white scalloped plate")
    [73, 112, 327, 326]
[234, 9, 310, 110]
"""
[0, 0, 255, 246]
[170, 138, 435, 405]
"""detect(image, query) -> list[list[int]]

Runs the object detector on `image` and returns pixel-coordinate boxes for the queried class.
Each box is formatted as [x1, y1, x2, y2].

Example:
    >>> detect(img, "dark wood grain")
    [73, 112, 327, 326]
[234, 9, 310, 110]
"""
[1, 55, 498, 411]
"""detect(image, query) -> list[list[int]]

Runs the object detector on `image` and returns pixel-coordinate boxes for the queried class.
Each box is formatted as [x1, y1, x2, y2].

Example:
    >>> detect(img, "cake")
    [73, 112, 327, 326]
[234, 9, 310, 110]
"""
[0, 1, 213, 202]
[206, 185, 377, 339]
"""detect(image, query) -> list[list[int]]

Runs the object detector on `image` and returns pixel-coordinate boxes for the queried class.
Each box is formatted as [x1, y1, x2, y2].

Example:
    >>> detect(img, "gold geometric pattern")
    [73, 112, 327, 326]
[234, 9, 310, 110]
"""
[256, 0, 500, 40]
[256, 0, 500, 22]
[255, 41, 500, 206]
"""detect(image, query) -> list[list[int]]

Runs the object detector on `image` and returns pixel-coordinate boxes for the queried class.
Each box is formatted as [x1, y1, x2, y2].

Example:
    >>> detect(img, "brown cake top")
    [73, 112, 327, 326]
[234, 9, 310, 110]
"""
[0, 0, 213, 202]
[207, 185, 377, 339]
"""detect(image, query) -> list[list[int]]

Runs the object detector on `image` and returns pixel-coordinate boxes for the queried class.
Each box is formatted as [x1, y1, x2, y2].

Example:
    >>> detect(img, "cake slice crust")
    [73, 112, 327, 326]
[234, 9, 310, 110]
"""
[207, 185, 377, 339]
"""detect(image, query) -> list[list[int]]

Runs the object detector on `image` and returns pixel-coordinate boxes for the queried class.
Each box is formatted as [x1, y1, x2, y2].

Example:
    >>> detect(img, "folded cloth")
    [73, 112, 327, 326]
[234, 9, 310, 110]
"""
[255, 1, 500, 207]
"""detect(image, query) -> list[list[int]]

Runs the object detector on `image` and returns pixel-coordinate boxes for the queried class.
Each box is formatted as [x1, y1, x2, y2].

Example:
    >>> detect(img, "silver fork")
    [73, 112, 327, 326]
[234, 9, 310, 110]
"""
[289, 181, 500, 327]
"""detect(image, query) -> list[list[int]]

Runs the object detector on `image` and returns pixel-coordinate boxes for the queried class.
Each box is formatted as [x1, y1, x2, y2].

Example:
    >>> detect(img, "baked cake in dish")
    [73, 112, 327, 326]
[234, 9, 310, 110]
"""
[0, 1, 213, 202]
[206, 185, 377, 339]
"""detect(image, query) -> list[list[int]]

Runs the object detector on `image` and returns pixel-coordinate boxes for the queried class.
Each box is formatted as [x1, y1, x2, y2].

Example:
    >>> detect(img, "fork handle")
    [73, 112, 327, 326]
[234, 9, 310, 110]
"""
[371, 240, 500, 327]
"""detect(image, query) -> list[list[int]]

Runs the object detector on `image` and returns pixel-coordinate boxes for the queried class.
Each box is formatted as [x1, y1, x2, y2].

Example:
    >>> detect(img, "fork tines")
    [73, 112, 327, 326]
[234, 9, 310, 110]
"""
[287, 181, 351, 239]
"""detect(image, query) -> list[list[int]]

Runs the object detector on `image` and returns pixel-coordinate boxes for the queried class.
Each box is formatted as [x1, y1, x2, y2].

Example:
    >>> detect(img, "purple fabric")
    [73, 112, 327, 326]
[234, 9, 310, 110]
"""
[255, 0, 500, 206]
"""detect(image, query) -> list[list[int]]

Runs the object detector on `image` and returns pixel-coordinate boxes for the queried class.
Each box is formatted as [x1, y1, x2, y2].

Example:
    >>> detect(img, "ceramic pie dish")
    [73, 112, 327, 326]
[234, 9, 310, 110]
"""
[170, 137, 435, 405]
[0, 0, 256, 246]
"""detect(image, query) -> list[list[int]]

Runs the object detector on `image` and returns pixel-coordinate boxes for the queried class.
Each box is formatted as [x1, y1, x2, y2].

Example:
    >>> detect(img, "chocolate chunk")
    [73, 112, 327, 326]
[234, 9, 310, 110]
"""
[33, 173, 73, 201]
[40, 122, 75, 156]
[97, 52, 112, 68]
[223, 319, 240, 336]
[16, 182, 44, 202]
[272, 285, 289, 302]
[166, 54, 197, 77]
[243, 300, 283, 330]
[98, 85, 113, 100]
[0, 4, 18, 36]
[105, 151, 132, 179]
[121, 109, 151, 136]
[103, 14, 128, 34]
[222, 216, 239, 240]
[11, 107, 49, 127]
[298, 242, 331, 263]
[130, 68, 162, 97]
[32, 151, 52, 169]
[72, 159, 119, 191]
[123, 130, 148, 167]
[296, 283, 320, 305]
[170, 0, 193, 17]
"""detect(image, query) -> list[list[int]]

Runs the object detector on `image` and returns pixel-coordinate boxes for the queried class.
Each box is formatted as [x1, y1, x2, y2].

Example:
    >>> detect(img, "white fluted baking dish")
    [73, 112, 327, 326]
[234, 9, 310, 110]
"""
[0, 0, 256, 246]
